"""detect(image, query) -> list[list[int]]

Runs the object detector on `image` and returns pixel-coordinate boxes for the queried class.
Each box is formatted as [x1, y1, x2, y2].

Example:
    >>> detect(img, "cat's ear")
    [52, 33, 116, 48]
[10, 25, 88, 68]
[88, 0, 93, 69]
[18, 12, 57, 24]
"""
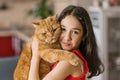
[53, 14, 58, 21]
[53, 14, 57, 19]
[32, 22, 40, 28]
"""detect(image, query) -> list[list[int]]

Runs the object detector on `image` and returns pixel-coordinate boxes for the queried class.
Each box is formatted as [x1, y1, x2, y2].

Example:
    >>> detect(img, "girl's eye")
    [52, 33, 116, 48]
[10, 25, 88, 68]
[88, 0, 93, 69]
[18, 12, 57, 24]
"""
[61, 28, 66, 32]
[73, 31, 79, 34]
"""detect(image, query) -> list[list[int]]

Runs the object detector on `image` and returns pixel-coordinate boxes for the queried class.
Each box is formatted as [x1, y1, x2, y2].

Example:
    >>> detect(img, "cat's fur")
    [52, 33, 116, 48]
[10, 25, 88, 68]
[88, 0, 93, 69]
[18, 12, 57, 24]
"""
[14, 15, 81, 80]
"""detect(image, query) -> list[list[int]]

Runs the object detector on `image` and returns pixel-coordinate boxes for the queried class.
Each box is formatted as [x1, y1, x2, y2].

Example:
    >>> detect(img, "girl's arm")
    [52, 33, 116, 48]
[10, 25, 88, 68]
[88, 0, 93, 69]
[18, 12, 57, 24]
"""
[43, 61, 77, 80]
[28, 38, 40, 80]
[28, 56, 40, 80]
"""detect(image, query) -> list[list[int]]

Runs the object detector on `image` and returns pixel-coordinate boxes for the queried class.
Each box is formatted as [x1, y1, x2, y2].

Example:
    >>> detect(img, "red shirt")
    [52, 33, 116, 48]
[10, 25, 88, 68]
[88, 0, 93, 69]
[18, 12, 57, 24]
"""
[51, 50, 89, 80]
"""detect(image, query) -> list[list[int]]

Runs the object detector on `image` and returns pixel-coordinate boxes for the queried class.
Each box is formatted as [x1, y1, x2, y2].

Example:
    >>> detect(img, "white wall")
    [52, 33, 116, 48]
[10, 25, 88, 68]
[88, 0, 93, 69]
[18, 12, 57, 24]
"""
[0, 0, 92, 28]
[0, 1, 38, 28]
[53, 0, 92, 14]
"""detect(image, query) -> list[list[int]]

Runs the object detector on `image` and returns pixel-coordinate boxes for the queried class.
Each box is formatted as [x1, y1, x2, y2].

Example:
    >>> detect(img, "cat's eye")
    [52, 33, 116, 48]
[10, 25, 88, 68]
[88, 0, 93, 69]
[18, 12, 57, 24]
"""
[41, 31, 46, 35]
[42, 33, 46, 35]
[53, 28, 57, 32]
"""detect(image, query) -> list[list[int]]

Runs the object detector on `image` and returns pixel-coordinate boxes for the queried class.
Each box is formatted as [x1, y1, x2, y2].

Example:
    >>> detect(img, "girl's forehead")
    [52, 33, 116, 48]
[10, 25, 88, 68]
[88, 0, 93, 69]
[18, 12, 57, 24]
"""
[61, 15, 83, 29]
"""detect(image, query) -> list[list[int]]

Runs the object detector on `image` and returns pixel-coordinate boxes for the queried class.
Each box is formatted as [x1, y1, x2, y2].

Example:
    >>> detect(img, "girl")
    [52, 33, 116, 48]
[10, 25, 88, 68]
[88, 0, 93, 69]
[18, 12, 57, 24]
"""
[29, 5, 104, 80]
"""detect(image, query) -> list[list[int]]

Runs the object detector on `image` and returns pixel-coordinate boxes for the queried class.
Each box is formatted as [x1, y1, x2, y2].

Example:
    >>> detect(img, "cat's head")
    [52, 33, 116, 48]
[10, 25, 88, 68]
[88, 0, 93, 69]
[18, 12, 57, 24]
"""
[32, 15, 61, 44]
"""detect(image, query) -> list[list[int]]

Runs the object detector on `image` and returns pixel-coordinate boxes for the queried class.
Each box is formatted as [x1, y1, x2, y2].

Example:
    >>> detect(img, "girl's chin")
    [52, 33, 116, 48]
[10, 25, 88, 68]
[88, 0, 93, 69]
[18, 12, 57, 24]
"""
[62, 46, 72, 51]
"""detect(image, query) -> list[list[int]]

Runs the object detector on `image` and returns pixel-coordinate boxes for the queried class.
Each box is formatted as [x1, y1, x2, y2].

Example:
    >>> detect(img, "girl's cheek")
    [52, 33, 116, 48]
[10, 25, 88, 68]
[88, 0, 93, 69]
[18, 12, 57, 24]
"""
[60, 33, 64, 39]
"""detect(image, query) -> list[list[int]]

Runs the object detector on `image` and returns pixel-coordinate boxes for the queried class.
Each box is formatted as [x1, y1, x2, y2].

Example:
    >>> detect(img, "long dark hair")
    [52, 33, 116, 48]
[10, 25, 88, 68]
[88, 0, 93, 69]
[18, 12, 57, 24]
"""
[58, 5, 104, 78]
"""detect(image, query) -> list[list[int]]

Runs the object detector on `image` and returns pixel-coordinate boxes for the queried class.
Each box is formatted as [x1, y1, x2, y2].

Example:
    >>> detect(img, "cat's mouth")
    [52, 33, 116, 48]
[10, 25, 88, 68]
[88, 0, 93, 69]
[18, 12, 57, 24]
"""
[46, 38, 57, 44]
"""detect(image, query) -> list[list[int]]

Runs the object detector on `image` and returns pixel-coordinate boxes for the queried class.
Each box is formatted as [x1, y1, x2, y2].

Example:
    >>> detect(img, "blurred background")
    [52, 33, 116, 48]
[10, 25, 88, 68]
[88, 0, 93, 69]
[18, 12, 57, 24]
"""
[0, 0, 120, 80]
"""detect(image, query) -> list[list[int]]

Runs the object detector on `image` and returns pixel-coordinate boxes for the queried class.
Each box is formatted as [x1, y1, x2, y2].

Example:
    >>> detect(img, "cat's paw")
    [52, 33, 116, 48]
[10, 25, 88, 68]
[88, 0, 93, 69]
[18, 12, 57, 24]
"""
[43, 58, 57, 63]
[48, 59, 57, 63]
[68, 54, 82, 66]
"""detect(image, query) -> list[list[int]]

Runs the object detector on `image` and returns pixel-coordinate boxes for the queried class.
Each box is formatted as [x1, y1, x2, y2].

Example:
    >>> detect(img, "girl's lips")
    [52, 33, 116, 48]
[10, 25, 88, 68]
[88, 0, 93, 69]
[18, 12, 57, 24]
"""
[63, 42, 70, 46]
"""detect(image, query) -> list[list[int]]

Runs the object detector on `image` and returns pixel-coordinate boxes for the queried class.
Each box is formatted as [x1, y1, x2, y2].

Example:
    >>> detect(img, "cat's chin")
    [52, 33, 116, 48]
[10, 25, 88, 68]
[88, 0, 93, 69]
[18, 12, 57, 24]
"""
[45, 39, 58, 44]
[47, 42, 55, 45]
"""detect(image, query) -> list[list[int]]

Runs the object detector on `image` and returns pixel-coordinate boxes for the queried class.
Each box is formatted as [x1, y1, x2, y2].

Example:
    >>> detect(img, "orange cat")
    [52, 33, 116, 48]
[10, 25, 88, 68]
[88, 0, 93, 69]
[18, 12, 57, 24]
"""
[14, 15, 81, 80]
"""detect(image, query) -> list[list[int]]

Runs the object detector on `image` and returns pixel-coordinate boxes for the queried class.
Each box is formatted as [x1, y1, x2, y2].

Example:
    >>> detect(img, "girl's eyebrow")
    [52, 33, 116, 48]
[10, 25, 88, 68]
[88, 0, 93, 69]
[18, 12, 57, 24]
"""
[73, 28, 81, 31]
[61, 25, 65, 27]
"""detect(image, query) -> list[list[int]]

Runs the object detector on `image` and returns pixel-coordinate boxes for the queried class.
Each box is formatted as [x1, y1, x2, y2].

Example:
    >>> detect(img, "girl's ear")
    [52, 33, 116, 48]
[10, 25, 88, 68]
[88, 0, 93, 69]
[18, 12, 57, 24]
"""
[32, 22, 40, 28]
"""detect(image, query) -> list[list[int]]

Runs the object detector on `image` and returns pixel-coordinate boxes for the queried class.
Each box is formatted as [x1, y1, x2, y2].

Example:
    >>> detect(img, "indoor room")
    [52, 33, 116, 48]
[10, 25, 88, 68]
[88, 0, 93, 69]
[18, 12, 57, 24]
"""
[0, 0, 120, 80]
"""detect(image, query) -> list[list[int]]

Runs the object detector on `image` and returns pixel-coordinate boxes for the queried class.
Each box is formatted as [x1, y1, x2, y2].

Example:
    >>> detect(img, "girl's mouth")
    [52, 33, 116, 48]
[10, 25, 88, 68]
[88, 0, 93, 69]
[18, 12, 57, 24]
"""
[63, 42, 70, 46]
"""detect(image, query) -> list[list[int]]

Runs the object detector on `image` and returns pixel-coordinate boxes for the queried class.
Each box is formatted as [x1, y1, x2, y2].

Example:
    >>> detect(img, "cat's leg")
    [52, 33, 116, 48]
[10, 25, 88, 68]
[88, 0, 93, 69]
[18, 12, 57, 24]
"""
[14, 40, 32, 80]
[39, 49, 82, 66]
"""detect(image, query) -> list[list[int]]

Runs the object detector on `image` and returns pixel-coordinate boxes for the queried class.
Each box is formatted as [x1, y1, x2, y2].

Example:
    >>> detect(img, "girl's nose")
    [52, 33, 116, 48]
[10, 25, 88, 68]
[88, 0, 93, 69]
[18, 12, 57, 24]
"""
[64, 32, 71, 41]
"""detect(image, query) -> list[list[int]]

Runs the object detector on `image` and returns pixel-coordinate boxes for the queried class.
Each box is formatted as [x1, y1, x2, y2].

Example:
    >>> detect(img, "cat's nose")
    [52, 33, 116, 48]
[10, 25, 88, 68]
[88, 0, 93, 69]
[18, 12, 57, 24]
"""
[46, 38, 53, 43]
[48, 33, 53, 37]
[49, 38, 56, 44]
[51, 38, 57, 43]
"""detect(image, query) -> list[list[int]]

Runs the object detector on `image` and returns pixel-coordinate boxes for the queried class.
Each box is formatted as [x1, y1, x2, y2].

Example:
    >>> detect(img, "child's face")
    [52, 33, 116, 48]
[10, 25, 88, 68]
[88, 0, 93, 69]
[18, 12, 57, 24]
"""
[59, 15, 84, 51]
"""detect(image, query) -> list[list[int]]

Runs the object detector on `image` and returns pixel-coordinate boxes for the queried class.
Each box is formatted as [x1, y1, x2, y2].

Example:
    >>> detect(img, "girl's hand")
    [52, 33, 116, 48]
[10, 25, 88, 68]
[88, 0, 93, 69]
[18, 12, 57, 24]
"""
[29, 38, 40, 80]
[32, 38, 39, 58]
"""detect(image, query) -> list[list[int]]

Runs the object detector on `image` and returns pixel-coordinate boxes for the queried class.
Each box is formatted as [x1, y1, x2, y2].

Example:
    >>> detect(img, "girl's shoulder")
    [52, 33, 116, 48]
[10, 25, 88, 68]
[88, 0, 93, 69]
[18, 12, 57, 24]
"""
[72, 50, 89, 74]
